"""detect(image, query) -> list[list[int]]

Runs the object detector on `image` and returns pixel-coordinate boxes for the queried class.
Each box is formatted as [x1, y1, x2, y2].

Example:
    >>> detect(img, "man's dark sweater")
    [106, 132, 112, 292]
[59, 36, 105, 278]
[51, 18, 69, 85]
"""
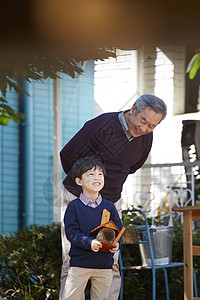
[60, 112, 153, 203]
[64, 198, 123, 269]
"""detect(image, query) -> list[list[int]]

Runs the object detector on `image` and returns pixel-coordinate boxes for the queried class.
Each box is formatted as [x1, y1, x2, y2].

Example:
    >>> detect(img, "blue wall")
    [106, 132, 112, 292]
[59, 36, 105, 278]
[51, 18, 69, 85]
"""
[0, 60, 95, 234]
[61, 61, 95, 141]
[0, 90, 20, 234]
[28, 78, 54, 226]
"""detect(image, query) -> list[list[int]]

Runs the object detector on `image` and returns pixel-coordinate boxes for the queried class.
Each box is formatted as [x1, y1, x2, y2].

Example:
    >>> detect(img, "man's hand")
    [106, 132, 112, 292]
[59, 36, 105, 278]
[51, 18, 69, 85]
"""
[109, 242, 119, 253]
[91, 239, 102, 252]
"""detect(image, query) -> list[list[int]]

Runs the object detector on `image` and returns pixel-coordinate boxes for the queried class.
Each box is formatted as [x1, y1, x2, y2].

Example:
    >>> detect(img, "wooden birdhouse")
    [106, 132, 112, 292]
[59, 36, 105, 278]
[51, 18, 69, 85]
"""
[91, 209, 126, 252]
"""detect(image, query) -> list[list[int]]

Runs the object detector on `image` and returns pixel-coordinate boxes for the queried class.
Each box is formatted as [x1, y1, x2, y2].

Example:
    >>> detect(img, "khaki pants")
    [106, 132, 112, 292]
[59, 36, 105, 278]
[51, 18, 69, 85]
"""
[61, 267, 112, 300]
[59, 186, 123, 300]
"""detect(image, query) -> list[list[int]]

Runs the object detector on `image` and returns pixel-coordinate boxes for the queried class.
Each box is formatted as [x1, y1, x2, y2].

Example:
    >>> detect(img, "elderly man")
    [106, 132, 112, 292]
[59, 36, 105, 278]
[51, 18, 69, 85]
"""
[59, 94, 167, 300]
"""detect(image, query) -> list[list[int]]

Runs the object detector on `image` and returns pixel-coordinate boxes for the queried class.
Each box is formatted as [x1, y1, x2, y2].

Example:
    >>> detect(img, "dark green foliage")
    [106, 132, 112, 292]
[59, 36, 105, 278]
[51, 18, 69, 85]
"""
[0, 96, 26, 125]
[121, 210, 200, 299]
[0, 49, 116, 126]
[0, 223, 62, 299]
[1, 216, 200, 299]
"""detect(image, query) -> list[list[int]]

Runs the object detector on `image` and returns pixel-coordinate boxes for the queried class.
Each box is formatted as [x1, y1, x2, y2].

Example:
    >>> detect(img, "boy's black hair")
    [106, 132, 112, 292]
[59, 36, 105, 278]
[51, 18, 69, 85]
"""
[72, 156, 106, 180]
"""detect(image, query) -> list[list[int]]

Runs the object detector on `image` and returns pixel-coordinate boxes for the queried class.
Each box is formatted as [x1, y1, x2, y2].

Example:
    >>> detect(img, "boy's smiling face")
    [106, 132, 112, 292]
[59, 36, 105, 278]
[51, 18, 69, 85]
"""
[75, 166, 104, 199]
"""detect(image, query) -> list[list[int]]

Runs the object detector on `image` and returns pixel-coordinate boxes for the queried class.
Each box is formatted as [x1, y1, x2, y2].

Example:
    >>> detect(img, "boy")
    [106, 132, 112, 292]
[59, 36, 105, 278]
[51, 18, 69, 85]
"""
[62, 156, 123, 300]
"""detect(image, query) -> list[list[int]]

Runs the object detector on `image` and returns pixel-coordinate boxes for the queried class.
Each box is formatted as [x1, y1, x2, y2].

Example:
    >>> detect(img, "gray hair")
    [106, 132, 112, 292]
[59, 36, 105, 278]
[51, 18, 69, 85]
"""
[135, 94, 167, 121]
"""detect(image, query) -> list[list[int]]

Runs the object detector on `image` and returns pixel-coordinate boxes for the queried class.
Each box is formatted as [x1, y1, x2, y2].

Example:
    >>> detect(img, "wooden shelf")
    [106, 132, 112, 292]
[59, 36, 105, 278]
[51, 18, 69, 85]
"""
[173, 205, 200, 222]
[193, 245, 200, 256]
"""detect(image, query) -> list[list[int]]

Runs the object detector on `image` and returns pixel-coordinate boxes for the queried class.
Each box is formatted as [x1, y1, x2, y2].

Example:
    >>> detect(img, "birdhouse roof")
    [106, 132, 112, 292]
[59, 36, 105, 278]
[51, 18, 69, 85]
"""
[91, 220, 120, 233]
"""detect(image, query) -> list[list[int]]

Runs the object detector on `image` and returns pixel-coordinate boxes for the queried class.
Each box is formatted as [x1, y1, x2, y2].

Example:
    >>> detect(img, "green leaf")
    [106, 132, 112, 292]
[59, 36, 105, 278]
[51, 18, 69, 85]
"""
[7, 79, 26, 96]
[0, 114, 9, 125]
[0, 97, 8, 103]
[0, 103, 26, 125]
[188, 54, 200, 79]
[0, 103, 16, 115]
[18, 112, 26, 120]
[186, 54, 198, 73]
[9, 114, 20, 124]
[25, 295, 33, 300]
[0, 80, 7, 97]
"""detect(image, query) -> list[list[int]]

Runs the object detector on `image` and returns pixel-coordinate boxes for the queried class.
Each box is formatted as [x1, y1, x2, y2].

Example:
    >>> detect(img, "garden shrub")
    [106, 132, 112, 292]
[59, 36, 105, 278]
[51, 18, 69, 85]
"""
[0, 223, 62, 300]
[0, 214, 200, 299]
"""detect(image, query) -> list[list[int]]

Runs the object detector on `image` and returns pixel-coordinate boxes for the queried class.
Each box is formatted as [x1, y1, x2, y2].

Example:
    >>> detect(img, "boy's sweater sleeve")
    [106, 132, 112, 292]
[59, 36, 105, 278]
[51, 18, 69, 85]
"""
[64, 203, 93, 250]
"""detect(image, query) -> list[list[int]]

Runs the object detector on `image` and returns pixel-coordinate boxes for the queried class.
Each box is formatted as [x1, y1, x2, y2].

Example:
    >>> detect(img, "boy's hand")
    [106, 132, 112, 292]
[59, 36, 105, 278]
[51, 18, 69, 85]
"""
[109, 242, 119, 253]
[91, 239, 102, 252]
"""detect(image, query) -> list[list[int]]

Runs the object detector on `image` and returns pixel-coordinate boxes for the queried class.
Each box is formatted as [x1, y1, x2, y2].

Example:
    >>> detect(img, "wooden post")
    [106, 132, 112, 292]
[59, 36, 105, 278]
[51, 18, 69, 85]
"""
[172, 205, 200, 300]
[183, 211, 193, 300]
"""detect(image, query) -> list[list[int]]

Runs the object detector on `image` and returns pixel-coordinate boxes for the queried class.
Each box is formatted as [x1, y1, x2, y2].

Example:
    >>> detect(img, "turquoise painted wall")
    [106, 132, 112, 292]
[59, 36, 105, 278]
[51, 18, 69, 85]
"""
[30, 78, 54, 226]
[0, 90, 20, 234]
[61, 61, 95, 142]
[0, 60, 95, 234]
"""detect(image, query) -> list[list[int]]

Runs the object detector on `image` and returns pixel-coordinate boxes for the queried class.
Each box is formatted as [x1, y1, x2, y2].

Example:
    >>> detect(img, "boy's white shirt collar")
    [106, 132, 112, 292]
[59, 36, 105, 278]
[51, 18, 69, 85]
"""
[79, 192, 102, 207]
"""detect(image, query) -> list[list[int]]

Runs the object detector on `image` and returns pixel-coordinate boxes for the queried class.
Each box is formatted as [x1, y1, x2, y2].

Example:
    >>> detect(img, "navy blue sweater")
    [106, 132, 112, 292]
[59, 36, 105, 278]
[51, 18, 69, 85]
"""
[64, 198, 123, 269]
[60, 112, 153, 203]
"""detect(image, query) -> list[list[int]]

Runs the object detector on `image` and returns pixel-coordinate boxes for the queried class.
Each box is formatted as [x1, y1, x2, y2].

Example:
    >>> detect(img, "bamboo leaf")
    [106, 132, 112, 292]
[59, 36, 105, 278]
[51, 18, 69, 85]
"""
[0, 114, 9, 125]
[17, 112, 26, 120]
[188, 54, 200, 79]
[0, 103, 26, 125]
[0, 81, 7, 97]
[9, 114, 20, 124]
[186, 54, 198, 73]
[0, 104, 16, 115]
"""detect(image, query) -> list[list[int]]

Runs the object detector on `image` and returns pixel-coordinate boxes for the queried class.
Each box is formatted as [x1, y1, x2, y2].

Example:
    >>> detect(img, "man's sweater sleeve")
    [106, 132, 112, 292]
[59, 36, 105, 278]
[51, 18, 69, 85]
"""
[129, 133, 153, 174]
[110, 204, 123, 246]
[60, 117, 101, 175]
[64, 202, 93, 250]
[60, 121, 91, 175]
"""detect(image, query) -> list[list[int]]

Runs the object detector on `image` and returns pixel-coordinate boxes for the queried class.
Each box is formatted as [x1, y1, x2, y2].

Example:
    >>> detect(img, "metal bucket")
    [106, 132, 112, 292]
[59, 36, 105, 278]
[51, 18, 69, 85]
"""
[136, 226, 173, 266]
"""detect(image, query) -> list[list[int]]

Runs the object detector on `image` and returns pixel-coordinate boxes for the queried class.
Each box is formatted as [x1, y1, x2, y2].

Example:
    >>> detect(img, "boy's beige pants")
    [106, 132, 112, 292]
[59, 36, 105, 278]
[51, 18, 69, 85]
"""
[61, 267, 112, 300]
[59, 186, 123, 300]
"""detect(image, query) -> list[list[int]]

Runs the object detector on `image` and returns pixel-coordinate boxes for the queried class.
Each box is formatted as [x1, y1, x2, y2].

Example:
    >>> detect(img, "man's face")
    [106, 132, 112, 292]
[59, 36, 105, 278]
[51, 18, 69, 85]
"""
[127, 105, 163, 138]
